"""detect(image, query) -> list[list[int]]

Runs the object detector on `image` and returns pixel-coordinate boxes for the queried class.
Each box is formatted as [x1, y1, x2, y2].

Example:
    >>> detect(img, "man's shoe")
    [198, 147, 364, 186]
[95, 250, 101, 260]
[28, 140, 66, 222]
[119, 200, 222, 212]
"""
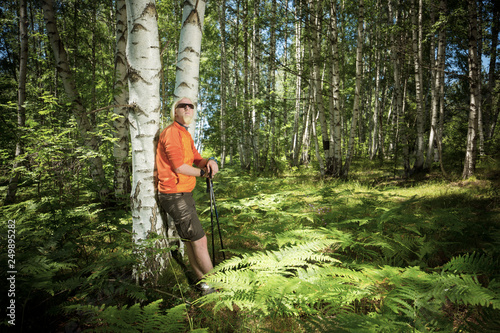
[196, 281, 216, 296]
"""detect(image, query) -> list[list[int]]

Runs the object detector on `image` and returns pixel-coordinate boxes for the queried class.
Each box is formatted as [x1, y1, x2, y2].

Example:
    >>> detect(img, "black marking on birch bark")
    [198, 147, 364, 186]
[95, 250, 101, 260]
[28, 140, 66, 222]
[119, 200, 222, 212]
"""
[128, 67, 151, 85]
[178, 57, 193, 63]
[177, 82, 191, 89]
[182, 2, 202, 31]
[142, 3, 158, 20]
[131, 23, 148, 33]
[180, 46, 200, 57]
[150, 202, 158, 231]
[132, 180, 141, 200]
[176, 66, 184, 72]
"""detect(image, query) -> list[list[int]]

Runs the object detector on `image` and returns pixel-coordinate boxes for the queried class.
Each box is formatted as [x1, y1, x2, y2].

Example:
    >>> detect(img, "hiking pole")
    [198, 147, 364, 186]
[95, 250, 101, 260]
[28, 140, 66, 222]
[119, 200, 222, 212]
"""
[207, 174, 216, 265]
[210, 176, 226, 261]
[206, 172, 226, 265]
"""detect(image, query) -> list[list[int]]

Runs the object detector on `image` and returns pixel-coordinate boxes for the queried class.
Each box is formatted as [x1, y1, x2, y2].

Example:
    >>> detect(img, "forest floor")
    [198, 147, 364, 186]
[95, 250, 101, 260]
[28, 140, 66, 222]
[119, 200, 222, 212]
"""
[1, 158, 499, 332]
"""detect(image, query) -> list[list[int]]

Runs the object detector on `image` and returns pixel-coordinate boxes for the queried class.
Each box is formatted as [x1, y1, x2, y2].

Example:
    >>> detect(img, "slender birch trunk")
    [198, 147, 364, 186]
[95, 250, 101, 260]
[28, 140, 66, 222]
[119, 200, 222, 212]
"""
[329, 0, 342, 177]
[342, 0, 364, 178]
[371, 3, 381, 161]
[5, 0, 28, 204]
[113, 0, 131, 201]
[309, 0, 330, 174]
[292, 0, 303, 166]
[217, 0, 227, 168]
[251, 0, 260, 171]
[425, 0, 446, 171]
[269, 0, 277, 171]
[412, 0, 425, 172]
[126, 0, 167, 283]
[42, 0, 110, 202]
[463, 0, 480, 179]
[174, 0, 207, 139]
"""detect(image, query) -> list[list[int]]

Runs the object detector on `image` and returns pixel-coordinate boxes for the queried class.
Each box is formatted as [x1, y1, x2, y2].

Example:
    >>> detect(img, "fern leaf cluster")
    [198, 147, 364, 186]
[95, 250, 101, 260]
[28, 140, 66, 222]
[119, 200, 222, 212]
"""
[199, 227, 500, 331]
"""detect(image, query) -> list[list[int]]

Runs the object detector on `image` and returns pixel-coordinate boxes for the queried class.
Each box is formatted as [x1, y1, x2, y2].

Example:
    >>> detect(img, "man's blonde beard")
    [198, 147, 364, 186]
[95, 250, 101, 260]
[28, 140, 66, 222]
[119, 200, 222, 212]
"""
[181, 114, 194, 125]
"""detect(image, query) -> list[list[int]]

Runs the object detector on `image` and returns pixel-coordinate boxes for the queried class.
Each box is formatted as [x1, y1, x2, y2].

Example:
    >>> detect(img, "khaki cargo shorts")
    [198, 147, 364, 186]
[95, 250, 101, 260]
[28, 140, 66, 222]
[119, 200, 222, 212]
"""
[158, 192, 205, 242]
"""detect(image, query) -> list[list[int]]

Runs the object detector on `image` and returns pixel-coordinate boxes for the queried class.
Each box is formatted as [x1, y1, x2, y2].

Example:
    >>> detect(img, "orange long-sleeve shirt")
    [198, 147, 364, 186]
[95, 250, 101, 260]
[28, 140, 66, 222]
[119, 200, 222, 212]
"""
[156, 121, 203, 193]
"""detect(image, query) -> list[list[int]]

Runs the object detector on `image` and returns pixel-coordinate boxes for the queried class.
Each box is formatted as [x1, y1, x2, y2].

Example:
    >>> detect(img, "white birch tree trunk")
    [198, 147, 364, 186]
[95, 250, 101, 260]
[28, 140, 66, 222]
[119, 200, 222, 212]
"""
[342, 0, 364, 178]
[425, 0, 446, 171]
[292, 1, 303, 166]
[113, 0, 131, 201]
[329, 0, 342, 177]
[412, 0, 425, 172]
[126, 0, 167, 283]
[463, 0, 479, 179]
[217, 0, 227, 168]
[174, 0, 207, 139]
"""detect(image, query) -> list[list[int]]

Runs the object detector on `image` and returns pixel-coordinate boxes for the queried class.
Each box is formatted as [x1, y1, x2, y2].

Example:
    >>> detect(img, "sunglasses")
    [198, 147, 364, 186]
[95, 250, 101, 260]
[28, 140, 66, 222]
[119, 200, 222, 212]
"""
[176, 103, 194, 109]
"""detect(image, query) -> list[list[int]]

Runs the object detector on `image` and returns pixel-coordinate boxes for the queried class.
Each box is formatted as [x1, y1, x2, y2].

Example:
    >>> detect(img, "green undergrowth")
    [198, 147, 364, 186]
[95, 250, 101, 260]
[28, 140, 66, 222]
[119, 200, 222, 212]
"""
[1, 161, 499, 332]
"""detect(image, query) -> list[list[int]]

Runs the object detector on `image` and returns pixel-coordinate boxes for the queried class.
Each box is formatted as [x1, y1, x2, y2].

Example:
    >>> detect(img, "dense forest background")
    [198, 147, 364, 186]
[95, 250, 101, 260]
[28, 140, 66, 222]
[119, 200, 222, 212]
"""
[1, 0, 500, 331]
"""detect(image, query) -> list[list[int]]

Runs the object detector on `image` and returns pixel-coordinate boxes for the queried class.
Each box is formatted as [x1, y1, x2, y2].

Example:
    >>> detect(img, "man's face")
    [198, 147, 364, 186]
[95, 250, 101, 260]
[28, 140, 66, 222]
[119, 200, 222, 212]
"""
[175, 98, 195, 125]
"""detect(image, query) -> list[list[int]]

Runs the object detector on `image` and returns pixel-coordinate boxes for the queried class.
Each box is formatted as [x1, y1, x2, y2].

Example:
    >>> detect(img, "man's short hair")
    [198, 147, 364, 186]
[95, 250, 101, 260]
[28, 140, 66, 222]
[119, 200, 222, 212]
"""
[170, 96, 196, 121]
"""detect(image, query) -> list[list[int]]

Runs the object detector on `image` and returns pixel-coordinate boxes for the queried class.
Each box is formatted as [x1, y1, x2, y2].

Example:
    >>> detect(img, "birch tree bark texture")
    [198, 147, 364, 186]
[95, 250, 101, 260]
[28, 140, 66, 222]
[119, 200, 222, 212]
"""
[174, 0, 207, 139]
[462, 0, 480, 179]
[113, 0, 131, 202]
[126, 0, 168, 283]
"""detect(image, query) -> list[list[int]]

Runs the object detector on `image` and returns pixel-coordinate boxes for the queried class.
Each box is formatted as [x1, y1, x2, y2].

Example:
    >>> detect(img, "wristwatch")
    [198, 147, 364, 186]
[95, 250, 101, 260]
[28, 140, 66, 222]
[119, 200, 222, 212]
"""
[200, 169, 205, 177]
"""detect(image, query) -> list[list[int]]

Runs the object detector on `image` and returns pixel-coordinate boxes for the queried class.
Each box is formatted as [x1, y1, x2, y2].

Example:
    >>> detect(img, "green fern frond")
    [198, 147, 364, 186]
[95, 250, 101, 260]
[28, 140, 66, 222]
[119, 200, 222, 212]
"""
[73, 300, 189, 333]
[443, 252, 499, 275]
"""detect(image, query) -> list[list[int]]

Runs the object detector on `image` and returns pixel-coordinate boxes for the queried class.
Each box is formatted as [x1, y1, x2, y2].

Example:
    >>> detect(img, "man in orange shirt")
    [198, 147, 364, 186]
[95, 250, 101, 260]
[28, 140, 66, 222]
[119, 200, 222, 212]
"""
[156, 97, 219, 295]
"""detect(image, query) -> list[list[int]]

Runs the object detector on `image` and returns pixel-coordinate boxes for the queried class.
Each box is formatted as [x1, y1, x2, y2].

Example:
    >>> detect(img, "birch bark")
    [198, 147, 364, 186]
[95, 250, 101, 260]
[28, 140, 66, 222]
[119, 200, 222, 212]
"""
[463, 0, 480, 179]
[292, 1, 303, 166]
[412, 0, 425, 172]
[113, 0, 131, 201]
[217, 0, 227, 168]
[126, 0, 167, 282]
[174, 0, 207, 139]
[342, 0, 364, 178]
[329, 0, 342, 177]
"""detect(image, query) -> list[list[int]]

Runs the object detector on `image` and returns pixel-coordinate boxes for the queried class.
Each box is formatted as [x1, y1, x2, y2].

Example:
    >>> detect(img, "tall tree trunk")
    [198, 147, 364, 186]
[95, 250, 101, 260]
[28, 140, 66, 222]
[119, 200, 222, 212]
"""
[217, 0, 227, 168]
[126, 0, 167, 283]
[42, 0, 110, 202]
[342, 0, 364, 178]
[309, 0, 330, 175]
[113, 0, 131, 203]
[270, 0, 277, 171]
[5, 0, 28, 205]
[329, 0, 342, 177]
[251, 0, 260, 171]
[173, 0, 207, 139]
[292, 0, 303, 166]
[242, 0, 252, 169]
[425, 0, 444, 170]
[463, 0, 480, 179]
[486, 4, 499, 140]
[477, 1, 484, 156]
[412, 0, 425, 172]
[370, 1, 381, 161]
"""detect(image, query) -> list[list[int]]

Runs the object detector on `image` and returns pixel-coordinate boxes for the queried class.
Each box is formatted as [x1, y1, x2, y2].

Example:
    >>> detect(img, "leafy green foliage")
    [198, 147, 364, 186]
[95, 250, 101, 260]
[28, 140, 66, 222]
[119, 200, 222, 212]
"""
[1, 163, 499, 332]
[191, 166, 500, 332]
[72, 301, 199, 333]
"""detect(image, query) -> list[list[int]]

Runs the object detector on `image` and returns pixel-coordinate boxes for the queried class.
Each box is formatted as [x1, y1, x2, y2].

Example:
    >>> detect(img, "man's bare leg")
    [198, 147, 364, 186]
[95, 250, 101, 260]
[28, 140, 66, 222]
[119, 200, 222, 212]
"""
[184, 235, 214, 280]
